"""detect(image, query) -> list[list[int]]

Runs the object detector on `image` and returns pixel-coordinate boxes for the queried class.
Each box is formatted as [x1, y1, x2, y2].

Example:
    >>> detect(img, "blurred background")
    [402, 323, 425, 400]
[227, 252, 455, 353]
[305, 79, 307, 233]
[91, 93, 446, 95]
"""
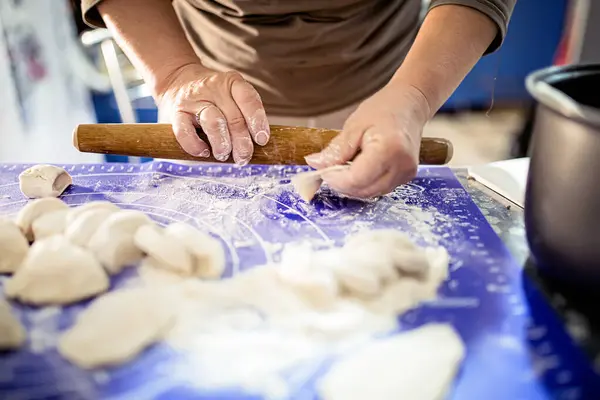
[0, 0, 592, 165]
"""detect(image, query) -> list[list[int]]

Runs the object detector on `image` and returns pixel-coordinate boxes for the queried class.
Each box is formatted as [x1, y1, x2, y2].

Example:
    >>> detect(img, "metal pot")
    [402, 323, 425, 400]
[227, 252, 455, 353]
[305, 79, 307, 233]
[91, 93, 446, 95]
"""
[525, 64, 600, 290]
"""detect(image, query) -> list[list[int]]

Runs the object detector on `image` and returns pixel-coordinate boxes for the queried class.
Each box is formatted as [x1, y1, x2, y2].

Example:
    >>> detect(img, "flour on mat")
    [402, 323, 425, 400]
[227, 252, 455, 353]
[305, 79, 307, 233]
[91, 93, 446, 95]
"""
[135, 235, 450, 399]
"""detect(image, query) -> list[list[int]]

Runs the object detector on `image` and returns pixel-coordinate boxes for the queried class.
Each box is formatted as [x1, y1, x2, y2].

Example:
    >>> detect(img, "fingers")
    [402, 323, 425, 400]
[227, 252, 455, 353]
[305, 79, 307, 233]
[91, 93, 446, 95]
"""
[195, 102, 232, 161]
[304, 126, 362, 169]
[172, 111, 210, 157]
[320, 128, 417, 198]
[231, 80, 270, 146]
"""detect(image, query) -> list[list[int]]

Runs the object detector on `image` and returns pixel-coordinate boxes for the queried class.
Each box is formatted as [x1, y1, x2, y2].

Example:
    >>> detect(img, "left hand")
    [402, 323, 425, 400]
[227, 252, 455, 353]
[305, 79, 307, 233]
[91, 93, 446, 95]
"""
[304, 81, 432, 199]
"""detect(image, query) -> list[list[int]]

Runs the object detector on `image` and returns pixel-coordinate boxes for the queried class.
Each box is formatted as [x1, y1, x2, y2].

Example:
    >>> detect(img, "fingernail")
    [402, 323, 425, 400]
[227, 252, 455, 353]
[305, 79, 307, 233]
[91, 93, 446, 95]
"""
[255, 131, 269, 146]
[238, 137, 253, 159]
[197, 149, 210, 158]
[236, 158, 250, 167]
[305, 153, 322, 164]
[214, 153, 229, 162]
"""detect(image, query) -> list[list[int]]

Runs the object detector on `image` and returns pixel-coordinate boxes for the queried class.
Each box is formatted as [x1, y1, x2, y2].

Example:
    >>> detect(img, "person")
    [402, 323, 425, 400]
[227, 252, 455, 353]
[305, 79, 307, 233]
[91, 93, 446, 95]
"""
[81, 0, 515, 198]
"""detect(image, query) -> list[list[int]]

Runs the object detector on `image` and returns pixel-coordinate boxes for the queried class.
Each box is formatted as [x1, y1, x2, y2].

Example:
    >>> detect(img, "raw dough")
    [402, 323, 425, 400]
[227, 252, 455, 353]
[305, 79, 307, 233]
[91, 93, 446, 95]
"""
[15, 198, 69, 241]
[164, 223, 226, 278]
[31, 209, 70, 241]
[134, 225, 193, 275]
[65, 201, 120, 226]
[318, 324, 466, 400]
[88, 210, 152, 274]
[0, 298, 26, 350]
[19, 164, 72, 199]
[0, 218, 29, 274]
[291, 165, 350, 202]
[64, 209, 116, 248]
[4, 236, 109, 305]
[58, 287, 176, 369]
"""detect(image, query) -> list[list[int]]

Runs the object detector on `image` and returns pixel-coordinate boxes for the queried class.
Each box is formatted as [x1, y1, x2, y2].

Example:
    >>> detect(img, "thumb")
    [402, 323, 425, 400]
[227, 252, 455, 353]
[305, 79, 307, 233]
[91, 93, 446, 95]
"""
[304, 127, 363, 169]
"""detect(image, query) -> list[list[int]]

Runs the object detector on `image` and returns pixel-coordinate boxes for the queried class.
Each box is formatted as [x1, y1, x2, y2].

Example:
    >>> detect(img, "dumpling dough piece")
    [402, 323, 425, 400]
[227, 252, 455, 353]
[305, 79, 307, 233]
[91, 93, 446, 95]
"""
[65, 209, 117, 248]
[164, 223, 226, 278]
[0, 218, 29, 274]
[65, 201, 120, 226]
[31, 209, 70, 241]
[291, 165, 350, 202]
[58, 287, 176, 369]
[0, 299, 26, 350]
[15, 198, 69, 241]
[134, 225, 193, 275]
[318, 324, 466, 400]
[88, 210, 152, 274]
[19, 164, 72, 199]
[4, 236, 109, 305]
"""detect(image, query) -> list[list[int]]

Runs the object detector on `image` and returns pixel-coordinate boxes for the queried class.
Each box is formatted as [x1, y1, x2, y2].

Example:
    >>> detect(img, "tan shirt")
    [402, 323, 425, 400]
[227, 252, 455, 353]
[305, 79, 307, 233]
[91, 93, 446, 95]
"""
[82, 0, 515, 117]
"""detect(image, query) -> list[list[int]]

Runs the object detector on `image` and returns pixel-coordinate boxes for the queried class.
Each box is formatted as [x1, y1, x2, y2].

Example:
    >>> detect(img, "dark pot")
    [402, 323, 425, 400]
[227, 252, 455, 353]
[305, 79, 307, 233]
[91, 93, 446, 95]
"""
[525, 64, 600, 290]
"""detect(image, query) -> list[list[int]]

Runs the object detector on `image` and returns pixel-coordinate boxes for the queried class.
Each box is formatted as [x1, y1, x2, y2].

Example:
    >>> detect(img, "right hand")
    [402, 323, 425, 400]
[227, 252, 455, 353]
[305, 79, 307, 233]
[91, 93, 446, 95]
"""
[156, 64, 270, 165]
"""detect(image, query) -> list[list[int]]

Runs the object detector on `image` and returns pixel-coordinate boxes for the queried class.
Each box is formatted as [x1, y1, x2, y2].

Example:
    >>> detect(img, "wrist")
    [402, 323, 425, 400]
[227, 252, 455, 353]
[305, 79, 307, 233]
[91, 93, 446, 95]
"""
[387, 78, 432, 126]
[151, 60, 209, 101]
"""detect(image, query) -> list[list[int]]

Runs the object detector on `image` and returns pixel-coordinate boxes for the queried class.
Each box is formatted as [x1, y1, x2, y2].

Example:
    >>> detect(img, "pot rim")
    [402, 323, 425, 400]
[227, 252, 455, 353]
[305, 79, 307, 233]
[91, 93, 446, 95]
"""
[526, 63, 600, 127]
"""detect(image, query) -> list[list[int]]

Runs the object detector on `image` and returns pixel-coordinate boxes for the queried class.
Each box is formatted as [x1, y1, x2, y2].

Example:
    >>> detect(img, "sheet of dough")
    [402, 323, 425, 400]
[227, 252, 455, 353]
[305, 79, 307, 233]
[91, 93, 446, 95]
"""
[318, 324, 465, 400]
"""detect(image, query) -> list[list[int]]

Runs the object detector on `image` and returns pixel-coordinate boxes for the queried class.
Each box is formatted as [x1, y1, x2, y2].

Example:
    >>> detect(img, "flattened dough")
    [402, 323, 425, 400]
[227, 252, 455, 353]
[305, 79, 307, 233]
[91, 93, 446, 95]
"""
[5, 236, 109, 305]
[318, 324, 465, 400]
[19, 165, 72, 199]
[0, 218, 29, 274]
[15, 198, 69, 241]
[291, 165, 350, 202]
[58, 287, 176, 369]
[0, 299, 26, 350]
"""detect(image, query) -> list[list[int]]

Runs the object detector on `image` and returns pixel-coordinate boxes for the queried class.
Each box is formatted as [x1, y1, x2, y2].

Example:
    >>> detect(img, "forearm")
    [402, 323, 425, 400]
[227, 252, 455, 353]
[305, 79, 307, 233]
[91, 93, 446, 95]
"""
[391, 5, 498, 118]
[98, 0, 200, 98]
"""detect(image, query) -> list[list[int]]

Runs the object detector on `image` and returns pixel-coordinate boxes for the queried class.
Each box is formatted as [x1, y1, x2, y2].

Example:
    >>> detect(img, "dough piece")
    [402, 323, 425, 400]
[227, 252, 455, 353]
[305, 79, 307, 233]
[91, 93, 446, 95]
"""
[65, 209, 116, 248]
[15, 198, 69, 241]
[19, 164, 72, 199]
[31, 209, 70, 240]
[318, 324, 466, 400]
[5, 236, 109, 305]
[65, 201, 120, 226]
[58, 287, 176, 369]
[0, 218, 29, 274]
[0, 298, 26, 350]
[88, 210, 152, 274]
[164, 222, 226, 278]
[330, 259, 381, 297]
[277, 247, 340, 308]
[134, 225, 193, 275]
[291, 165, 350, 202]
[344, 229, 416, 251]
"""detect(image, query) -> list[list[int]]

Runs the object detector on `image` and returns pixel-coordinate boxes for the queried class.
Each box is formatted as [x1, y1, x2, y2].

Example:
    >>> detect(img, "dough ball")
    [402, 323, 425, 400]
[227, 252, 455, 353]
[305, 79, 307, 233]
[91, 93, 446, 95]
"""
[4, 236, 109, 305]
[31, 209, 70, 241]
[65, 201, 120, 226]
[88, 210, 153, 274]
[0, 218, 29, 274]
[0, 298, 26, 350]
[19, 164, 72, 199]
[344, 229, 416, 251]
[15, 198, 69, 241]
[64, 208, 116, 248]
[330, 259, 381, 297]
[164, 223, 226, 279]
[58, 287, 176, 369]
[134, 225, 193, 275]
[318, 324, 465, 400]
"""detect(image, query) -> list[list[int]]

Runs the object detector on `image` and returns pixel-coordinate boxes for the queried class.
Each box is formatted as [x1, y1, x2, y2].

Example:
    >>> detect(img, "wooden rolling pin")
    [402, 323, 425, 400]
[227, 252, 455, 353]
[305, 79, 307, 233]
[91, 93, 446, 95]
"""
[73, 124, 453, 165]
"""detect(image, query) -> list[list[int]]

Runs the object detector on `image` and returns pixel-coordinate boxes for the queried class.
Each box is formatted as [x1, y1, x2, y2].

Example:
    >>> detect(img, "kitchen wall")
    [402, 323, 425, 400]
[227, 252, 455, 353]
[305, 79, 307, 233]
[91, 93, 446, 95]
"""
[0, 0, 102, 164]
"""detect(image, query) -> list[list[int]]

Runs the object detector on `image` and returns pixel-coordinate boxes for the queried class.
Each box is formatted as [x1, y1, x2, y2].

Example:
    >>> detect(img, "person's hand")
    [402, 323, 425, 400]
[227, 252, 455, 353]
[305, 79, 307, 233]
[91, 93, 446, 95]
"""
[156, 63, 270, 165]
[304, 82, 431, 198]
